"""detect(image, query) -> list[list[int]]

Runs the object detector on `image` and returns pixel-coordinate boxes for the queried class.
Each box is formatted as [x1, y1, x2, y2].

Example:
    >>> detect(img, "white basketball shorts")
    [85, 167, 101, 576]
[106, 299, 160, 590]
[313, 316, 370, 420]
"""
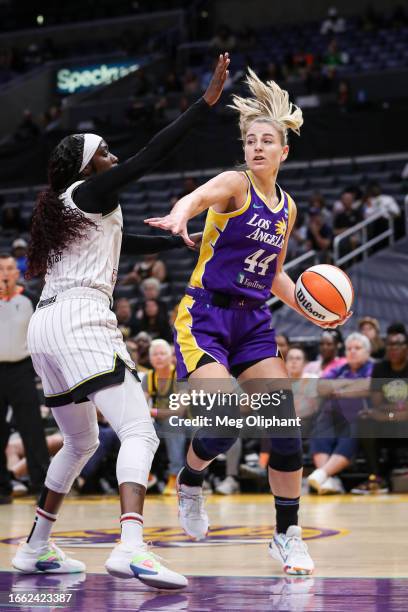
[28, 287, 137, 407]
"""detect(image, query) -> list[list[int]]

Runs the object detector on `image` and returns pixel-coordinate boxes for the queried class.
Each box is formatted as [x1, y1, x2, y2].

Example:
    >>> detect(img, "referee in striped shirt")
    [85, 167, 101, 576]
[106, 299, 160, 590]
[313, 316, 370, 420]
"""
[0, 253, 49, 504]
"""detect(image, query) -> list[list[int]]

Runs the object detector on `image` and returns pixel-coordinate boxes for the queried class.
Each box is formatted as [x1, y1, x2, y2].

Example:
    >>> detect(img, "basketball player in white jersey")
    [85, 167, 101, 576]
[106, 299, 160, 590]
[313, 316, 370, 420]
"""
[11, 54, 230, 590]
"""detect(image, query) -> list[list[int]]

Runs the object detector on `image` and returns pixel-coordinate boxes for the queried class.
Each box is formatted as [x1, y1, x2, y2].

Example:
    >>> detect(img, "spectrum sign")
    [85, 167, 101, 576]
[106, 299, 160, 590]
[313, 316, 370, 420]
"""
[57, 60, 139, 94]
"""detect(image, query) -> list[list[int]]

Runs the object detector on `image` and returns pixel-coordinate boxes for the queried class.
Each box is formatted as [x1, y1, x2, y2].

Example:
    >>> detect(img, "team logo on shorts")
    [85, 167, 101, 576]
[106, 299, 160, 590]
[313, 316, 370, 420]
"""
[1, 525, 346, 548]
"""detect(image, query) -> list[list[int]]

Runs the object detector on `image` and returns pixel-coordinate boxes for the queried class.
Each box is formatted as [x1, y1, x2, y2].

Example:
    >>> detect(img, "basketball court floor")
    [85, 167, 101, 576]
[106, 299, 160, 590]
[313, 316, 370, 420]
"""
[1, 493, 407, 611]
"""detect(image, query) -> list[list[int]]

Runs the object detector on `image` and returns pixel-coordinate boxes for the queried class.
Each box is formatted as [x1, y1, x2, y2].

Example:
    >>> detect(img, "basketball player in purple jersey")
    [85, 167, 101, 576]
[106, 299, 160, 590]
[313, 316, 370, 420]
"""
[146, 69, 350, 575]
[11, 55, 230, 589]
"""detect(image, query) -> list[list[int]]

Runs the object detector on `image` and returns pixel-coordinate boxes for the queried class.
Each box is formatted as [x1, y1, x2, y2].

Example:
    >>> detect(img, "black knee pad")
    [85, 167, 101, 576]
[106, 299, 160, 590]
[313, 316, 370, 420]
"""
[268, 437, 303, 472]
[192, 436, 238, 461]
[267, 389, 303, 471]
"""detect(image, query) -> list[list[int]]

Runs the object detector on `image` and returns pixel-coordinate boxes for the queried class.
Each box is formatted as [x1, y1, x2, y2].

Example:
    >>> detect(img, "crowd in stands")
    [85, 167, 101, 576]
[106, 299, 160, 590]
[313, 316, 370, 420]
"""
[1, 226, 407, 498]
[288, 182, 401, 262]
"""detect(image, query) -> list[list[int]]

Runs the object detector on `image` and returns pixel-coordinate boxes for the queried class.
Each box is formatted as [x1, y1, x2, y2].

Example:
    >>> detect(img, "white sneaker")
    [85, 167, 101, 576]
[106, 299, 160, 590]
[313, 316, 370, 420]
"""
[307, 468, 328, 493]
[12, 480, 29, 497]
[269, 526, 314, 575]
[176, 471, 209, 541]
[12, 541, 85, 574]
[320, 476, 344, 495]
[215, 476, 240, 495]
[105, 542, 187, 590]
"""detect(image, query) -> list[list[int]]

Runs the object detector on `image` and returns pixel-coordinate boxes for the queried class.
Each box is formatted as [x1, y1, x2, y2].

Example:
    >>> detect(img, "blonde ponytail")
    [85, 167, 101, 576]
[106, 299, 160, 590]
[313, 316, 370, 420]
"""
[229, 68, 303, 144]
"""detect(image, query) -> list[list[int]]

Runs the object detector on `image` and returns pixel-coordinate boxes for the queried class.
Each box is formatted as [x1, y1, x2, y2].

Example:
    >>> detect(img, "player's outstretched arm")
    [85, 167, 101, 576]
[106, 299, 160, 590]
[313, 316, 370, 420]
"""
[144, 171, 247, 246]
[121, 232, 202, 254]
[75, 54, 230, 214]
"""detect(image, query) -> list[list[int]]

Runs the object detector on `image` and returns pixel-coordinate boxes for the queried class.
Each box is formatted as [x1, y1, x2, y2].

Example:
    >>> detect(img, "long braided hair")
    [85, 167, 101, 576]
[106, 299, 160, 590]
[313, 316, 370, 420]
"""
[26, 135, 97, 279]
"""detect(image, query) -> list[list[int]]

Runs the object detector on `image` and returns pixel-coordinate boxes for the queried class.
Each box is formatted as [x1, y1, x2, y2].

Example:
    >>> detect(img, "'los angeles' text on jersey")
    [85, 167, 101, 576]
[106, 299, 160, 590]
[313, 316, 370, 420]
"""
[189, 170, 294, 301]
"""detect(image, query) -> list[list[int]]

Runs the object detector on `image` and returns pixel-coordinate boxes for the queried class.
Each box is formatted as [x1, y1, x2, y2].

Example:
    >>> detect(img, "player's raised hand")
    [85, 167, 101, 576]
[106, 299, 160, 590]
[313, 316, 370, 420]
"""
[144, 214, 194, 247]
[203, 52, 230, 106]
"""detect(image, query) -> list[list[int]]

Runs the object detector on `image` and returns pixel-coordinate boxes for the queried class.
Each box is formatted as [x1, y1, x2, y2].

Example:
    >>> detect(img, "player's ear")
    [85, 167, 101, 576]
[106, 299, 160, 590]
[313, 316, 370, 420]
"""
[281, 145, 289, 163]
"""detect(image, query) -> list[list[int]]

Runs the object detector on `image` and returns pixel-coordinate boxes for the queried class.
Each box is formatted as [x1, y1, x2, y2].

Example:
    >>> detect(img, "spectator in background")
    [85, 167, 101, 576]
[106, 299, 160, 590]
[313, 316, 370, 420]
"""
[308, 193, 332, 224]
[333, 190, 363, 255]
[352, 327, 408, 494]
[306, 208, 332, 263]
[276, 333, 290, 360]
[363, 182, 400, 221]
[133, 331, 152, 372]
[43, 105, 62, 132]
[358, 317, 385, 360]
[13, 109, 40, 142]
[333, 188, 361, 214]
[0, 254, 49, 503]
[286, 346, 318, 428]
[139, 299, 172, 342]
[140, 277, 162, 300]
[308, 333, 373, 494]
[77, 411, 120, 495]
[293, 48, 315, 82]
[320, 7, 346, 35]
[11, 238, 28, 279]
[142, 339, 185, 495]
[304, 330, 346, 376]
[286, 346, 308, 380]
[136, 277, 168, 322]
[323, 38, 348, 71]
[287, 210, 307, 259]
[6, 427, 62, 495]
[114, 298, 139, 340]
[121, 254, 167, 285]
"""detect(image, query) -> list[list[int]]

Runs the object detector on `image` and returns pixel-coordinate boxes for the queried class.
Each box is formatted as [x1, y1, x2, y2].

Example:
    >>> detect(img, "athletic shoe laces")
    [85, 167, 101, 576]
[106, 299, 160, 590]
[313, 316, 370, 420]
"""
[286, 536, 309, 557]
[179, 489, 205, 517]
[138, 541, 164, 565]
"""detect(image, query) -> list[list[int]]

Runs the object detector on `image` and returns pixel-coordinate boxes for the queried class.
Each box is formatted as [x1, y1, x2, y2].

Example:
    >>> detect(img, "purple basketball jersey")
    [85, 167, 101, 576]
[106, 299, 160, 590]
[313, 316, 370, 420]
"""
[189, 171, 294, 301]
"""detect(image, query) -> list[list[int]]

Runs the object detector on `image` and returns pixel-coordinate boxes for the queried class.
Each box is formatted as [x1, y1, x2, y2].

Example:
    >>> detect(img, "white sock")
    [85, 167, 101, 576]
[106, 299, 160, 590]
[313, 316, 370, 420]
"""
[120, 513, 144, 547]
[27, 508, 57, 549]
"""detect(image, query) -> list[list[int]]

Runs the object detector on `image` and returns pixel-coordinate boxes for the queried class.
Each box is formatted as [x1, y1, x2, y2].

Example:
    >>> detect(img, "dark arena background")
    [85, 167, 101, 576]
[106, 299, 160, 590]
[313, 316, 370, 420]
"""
[1, 1, 408, 610]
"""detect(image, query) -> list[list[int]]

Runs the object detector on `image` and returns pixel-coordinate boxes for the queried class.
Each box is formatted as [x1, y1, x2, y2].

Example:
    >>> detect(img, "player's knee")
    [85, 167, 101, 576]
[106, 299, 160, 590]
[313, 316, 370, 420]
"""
[64, 426, 100, 460]
[268, 437, 303, 472]
[192, 436, 237, 461]
[119, 418, 159, 454]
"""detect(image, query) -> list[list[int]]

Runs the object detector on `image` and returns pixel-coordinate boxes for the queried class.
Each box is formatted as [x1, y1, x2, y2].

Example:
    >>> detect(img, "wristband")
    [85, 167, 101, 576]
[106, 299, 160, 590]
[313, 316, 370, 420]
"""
[151, 408, 158, 418]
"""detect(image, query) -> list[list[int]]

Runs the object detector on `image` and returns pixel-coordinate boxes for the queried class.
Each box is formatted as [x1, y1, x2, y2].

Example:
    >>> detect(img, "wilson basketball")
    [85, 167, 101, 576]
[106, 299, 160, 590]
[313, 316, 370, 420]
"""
[295, 264, 354, 323]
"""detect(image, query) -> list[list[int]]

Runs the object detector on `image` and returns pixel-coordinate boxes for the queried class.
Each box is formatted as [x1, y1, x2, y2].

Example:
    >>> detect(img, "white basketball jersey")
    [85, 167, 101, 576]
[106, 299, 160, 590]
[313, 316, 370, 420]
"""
[41, 180, 122, 301]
